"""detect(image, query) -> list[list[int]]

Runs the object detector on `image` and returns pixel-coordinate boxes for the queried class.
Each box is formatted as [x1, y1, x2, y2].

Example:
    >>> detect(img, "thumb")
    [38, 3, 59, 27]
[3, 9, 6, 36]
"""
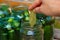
[33, 7, 41, 13]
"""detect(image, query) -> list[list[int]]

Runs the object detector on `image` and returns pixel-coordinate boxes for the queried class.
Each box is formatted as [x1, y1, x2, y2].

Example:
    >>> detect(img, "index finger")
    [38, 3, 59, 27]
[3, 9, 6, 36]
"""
[29, 0, 42, 10]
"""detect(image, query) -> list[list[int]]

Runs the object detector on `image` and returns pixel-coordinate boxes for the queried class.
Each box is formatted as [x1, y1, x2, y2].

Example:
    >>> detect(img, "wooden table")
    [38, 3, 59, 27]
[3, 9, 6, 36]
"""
[0, 0, 32, 7]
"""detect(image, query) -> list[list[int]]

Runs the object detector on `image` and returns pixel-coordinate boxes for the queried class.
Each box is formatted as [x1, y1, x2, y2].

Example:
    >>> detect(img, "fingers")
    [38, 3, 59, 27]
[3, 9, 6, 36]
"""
[33, 7, 41, 13]
[29, 0, 42, 10]
[33, 6, 52, 16]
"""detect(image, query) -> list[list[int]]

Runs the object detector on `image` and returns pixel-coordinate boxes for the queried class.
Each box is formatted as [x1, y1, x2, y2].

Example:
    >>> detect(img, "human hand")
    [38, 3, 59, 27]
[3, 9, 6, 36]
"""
[29, 0, 60, 16]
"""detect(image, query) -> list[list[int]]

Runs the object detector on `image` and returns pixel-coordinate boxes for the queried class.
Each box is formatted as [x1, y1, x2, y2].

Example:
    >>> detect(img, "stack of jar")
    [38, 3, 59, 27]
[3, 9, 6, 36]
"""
[0, 4, 54, 40]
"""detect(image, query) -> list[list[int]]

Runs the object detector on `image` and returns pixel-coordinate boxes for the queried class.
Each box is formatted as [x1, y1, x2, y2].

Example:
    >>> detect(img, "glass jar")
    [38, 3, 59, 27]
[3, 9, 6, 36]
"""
[21, 22, 43, 40]
[0, 3, 21, 40]
[44, 16, 54, 40]
[36, 13, 55, 40]
[14, 6, 43, 40]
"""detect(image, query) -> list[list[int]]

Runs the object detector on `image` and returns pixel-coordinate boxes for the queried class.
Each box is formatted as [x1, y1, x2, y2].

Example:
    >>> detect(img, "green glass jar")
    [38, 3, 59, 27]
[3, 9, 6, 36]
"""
[36, 13, 55, 40]
[44, 16, 55, 40]
[0, 4, 21, 40]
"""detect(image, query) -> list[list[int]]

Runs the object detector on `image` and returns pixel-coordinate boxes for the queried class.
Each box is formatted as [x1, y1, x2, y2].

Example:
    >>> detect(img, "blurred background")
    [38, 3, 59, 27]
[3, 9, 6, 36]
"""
[0, 0, 60, 40]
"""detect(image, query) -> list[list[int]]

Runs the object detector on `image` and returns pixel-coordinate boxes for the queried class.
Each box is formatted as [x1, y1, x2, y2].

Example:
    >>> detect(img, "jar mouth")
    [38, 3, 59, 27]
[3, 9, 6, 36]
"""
[14, 6, 28, 8]
[13, 5, 28, 11]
